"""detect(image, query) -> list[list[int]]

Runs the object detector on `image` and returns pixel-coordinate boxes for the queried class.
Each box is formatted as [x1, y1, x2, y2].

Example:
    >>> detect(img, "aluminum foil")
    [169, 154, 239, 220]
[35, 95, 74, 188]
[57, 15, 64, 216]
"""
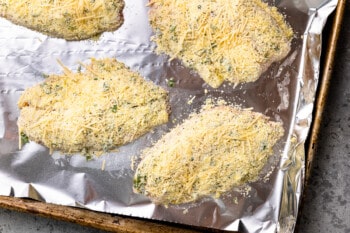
[0, 0, 338, 232]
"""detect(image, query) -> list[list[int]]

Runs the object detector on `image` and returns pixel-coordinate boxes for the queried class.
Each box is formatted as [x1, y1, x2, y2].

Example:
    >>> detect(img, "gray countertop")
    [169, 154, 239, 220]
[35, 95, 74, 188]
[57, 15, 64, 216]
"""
[1, 2, 350, 233]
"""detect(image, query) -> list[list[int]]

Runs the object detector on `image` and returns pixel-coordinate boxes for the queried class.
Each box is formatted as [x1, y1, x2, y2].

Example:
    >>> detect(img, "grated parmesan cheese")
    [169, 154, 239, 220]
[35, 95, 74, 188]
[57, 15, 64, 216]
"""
[17, 58, 169, 155]
[0, 0, 124, 40]
[148, 0, 293, 88]
[133, 105, 284, 205]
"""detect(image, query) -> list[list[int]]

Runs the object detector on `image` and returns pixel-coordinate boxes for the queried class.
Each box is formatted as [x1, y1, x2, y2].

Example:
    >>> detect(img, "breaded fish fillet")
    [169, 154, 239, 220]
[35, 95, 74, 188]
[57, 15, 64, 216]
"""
[18, 58, 169, 154]
[0, 0, 124, 40]
[149, 0, 293, 88]
[133, 106, 284, 205]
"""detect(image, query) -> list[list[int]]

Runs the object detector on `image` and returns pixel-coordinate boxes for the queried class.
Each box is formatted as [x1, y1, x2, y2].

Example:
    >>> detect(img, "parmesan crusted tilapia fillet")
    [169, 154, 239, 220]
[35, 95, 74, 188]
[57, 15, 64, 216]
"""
[133, 106, 284, 205]
[149, 0, 293, 88]
[17, 58, 169, 154]
[0, 0, 124, 40]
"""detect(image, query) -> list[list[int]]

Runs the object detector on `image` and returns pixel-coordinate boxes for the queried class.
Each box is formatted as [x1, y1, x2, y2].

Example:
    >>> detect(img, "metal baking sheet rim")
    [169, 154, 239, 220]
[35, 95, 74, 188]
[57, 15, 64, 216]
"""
[0, 0, 344, 232]
[296, 0, 346, 231]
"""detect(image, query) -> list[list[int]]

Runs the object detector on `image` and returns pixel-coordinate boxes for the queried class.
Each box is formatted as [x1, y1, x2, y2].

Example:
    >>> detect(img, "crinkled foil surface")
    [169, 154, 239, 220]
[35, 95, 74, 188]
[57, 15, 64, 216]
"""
[0, 0, 338, 232]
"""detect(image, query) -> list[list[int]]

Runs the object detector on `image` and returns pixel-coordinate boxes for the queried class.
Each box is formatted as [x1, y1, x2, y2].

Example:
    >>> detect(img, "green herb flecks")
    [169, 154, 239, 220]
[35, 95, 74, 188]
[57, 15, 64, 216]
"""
[167, 77, 175, 87]
[40, 83, 52, 94]
[103, 82, 110, 92]
[20, 132, 29, 145]
[111, 104, 118, 113]
[85, 154, 93, 161]
[133, 174, 147, 192]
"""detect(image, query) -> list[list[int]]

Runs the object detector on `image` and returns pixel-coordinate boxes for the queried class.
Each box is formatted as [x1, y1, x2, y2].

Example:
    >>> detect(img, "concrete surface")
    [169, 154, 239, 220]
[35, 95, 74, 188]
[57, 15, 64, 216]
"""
[0, 2, 349, 233]
[0, 208, 108, 233]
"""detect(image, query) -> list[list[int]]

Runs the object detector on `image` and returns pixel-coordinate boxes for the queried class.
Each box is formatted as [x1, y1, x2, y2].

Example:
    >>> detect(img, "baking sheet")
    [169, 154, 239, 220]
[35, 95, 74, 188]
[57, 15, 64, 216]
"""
[0, 0, 338, 232]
